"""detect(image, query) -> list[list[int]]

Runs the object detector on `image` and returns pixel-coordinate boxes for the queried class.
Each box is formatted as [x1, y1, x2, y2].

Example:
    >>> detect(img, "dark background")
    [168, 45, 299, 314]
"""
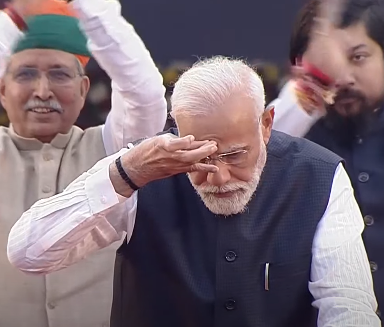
[117, 0, 303, 66]
[0, 0, 306, 127]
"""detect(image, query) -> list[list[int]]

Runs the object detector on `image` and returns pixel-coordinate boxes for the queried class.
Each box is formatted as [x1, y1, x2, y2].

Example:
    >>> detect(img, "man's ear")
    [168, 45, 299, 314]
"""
[79, 76, 90, 100]
[261, 105, 274, 144]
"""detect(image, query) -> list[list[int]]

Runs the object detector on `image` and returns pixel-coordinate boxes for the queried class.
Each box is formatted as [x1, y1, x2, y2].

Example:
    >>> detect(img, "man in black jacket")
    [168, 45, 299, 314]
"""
[9, 56, 380, 327]
[272, 0, 384, 315]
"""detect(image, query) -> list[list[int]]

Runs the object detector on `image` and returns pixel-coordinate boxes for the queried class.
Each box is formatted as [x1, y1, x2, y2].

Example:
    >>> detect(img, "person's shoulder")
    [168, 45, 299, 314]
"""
[67, 125, 104, 150]
[0, 125, 9, 134]
[0, 126, 10, 142]
[77, 125, 103, 138]
[0, 126, 11, 150]
[268, 130, 342, 165]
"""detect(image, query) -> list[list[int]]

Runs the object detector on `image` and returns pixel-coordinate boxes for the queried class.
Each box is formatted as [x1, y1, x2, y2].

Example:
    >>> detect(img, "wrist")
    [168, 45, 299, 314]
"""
[115, 156, 140, 191]
[3, 3, 27, 31]
[109, 162, 136, 198]
[119, 151, 149, 188]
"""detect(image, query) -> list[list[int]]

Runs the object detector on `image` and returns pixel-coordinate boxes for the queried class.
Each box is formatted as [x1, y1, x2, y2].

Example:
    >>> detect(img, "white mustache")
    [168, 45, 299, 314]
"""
[24, 99, 63, 113]
[197, 182, 246, 194]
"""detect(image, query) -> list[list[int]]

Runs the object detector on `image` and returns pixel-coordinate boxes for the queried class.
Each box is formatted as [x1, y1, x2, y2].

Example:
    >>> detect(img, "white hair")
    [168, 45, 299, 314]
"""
[171, 56, 265, 118]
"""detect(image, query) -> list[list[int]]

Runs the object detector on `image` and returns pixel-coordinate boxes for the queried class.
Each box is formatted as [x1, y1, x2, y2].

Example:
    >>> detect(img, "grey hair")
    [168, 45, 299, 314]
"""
[170, 56, 265, 118]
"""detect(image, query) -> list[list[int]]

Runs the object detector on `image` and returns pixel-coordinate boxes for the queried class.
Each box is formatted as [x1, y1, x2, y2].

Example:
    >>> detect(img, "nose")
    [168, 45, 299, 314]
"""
[334, 69, 355, 89]
[206, 162, 231, 187]
[33, 74, 54, 100]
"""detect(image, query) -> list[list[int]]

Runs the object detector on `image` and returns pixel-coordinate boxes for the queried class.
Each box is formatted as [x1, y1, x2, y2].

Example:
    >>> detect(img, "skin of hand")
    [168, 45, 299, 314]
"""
[292, 0, 348, 114]
[109, 134, 219, 198]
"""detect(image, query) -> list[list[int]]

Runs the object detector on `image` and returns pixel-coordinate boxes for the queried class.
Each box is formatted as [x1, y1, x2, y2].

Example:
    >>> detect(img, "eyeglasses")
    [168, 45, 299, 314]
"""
[201, 149, 249, 166]
[9, 67, 82, 86]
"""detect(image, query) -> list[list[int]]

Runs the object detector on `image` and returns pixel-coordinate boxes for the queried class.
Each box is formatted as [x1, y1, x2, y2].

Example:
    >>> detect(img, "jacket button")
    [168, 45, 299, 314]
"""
[42, 186, 52, 193]
[370, 261, 378, 273]
[225, 251, 237, 262]
[358, 172, 369, 183]
[224, 299, 236, 311]
[47, 302, 56, 309]
[364, 215, 374, 226]
[43, 153, 52, 161]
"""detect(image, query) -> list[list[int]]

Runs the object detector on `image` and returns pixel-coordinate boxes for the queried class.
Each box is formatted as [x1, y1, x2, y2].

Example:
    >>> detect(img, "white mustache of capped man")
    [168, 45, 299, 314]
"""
[23, 99, 63, 113]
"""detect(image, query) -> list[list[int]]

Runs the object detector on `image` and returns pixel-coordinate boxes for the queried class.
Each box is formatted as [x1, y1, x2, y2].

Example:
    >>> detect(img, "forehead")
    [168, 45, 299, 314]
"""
[332, 23, 378, 52]
[176, 94, 259, 147]
[9, 49, 76, 69]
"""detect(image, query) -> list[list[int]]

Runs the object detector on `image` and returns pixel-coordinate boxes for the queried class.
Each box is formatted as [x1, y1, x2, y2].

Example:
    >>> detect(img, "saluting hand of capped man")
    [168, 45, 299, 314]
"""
[111, 134, 219, 197]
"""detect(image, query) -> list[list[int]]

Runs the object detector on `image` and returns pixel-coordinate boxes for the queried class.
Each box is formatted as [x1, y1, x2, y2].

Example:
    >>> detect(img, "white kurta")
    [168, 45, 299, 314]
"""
[0, 0, 167, 326]
[269, 81, 322, 137]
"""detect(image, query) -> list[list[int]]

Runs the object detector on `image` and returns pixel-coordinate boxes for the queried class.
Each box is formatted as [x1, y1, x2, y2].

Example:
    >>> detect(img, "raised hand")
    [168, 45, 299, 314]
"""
[117, 134, 219, 190]
[293, 0, 348, 114]
[292, 66, 333, 115]
[303, 0, 348, 80]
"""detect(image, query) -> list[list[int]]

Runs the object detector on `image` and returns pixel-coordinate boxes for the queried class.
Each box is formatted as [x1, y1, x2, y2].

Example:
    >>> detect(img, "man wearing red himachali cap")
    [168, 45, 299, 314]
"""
[0, 0, 167, 326]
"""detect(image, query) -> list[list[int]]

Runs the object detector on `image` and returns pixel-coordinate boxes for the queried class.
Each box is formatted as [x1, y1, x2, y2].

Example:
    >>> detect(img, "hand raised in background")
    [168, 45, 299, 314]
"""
[292, 0, 348, 115]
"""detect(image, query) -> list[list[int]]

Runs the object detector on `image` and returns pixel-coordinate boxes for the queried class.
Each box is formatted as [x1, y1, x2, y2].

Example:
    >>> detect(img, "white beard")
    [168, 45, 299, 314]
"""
[188, 136, 267, 217]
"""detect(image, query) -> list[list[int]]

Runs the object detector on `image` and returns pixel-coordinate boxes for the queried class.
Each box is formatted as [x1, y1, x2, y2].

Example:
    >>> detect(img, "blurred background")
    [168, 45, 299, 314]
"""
[0, 0, 306, 128]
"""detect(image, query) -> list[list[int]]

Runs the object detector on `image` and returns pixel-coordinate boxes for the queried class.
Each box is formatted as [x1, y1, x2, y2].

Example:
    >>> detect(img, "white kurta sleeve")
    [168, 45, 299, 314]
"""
[271, 81, 322, 137]
[0, 11, 23, 77]
[72, 0, 167, 155]
[7, 148, 138, 274]
[310, 163, 380, 326]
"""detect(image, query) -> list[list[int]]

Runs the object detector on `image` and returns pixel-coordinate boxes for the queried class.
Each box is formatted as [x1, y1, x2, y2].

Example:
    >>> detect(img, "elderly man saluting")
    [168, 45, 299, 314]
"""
[0, 0, 166, 326]
[8, 56, 380, 327]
